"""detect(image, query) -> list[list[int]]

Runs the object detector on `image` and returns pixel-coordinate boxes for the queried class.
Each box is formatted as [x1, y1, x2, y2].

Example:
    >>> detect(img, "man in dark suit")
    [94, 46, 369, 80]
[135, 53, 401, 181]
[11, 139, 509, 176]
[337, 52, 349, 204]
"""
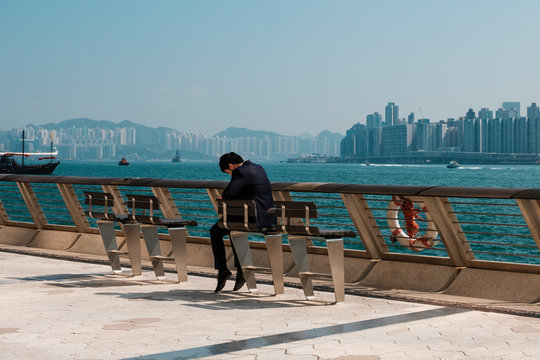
[211, 152, 276, 292]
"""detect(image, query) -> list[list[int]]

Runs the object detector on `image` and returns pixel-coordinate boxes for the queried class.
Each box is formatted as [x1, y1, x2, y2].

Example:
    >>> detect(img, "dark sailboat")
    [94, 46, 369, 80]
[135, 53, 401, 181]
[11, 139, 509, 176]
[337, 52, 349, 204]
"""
[0, 130, 60, 174]
[172, 149, 181, 162]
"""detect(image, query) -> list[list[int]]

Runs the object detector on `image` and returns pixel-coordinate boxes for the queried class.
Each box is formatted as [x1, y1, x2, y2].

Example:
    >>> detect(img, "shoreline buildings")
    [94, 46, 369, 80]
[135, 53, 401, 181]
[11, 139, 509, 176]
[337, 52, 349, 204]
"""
[341, 102, 540, 164]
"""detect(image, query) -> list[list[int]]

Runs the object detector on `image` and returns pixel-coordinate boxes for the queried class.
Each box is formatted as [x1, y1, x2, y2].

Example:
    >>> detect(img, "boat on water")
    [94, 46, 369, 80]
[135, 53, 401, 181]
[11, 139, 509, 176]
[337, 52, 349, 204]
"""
[287, 154, 339, 163]
[447, 161, 460, 168]
[172, 149, 181, 162]
[0, 130, 60, 175]
[118, 157, 130, 166]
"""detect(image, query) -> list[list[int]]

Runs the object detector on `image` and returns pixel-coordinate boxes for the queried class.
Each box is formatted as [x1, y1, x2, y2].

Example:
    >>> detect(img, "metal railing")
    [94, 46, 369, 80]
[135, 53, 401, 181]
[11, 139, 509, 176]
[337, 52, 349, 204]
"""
[1, 174, 539, 274]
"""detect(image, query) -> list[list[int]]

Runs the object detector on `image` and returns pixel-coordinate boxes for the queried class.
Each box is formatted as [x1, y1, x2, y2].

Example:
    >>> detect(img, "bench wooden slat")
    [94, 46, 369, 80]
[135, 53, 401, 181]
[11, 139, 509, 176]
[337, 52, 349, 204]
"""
[124, 194, 198, 228]
[124, 194, 161, 210]
[269, 201, 356, 239]
[270, 201, 317, 219]
[84, 191, 130, 223]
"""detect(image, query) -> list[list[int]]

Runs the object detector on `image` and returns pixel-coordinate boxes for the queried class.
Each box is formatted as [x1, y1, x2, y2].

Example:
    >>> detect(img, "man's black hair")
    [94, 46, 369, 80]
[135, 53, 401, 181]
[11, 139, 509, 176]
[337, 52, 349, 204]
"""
[219, 152, 244, 172]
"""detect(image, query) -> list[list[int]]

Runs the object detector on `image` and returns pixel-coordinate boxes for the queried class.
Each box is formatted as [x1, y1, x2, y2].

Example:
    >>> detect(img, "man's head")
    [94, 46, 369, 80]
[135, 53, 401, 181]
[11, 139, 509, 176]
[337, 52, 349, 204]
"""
[219, 152, 244, 174]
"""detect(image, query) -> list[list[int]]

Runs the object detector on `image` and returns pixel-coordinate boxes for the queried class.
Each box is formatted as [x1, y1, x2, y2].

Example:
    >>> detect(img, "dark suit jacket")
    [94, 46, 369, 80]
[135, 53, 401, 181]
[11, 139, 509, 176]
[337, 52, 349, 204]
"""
[221, 160, 276, 227]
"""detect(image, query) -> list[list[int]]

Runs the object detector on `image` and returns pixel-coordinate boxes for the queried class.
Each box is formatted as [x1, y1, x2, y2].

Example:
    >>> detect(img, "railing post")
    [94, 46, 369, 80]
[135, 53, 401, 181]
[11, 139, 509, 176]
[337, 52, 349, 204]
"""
[340, 193, 385, 259]
[206, 188, 222, 212]
[420, 196, 474, 267]
[101, 185, 129, 216]
[16, 182, 47, 229]
[0, 198, 9, 225]
[57, 183, 92, 232]
[516, 199, 540, 252]
[151, 187, 181, 219]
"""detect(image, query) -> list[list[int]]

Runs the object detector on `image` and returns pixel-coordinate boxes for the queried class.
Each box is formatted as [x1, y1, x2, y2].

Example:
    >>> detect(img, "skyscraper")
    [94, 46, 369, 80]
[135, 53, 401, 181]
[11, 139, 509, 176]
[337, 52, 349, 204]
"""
[366, 112, 382, 129]
[384, 102, 399, 127]
[502, 102, 520, 118]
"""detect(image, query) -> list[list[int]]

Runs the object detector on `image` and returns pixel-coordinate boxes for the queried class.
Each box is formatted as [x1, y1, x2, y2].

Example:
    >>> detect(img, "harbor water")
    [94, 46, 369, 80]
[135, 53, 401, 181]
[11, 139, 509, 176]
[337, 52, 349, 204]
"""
[54, 160, 540, 188]
[9, 160, 540, 265]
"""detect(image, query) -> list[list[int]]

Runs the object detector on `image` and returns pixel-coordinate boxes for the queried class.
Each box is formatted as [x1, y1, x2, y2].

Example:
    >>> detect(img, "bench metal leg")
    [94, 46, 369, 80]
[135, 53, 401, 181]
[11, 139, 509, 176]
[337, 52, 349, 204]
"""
[327, 238, 345, 303]
[289, 237, 315, 299]
[169, 227, 188, 283]
[229, 232, 257, 292]
[97, 221, 122, 273]
[141, 225, 165, 278]
[122, 223, 142, 276]
[265, 234, 284, 295]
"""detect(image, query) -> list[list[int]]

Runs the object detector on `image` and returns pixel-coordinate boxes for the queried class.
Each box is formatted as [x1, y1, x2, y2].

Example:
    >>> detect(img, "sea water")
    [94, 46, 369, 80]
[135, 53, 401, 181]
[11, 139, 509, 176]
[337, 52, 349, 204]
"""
[55, 160, 540, 188]
[35, 161, 540, 264]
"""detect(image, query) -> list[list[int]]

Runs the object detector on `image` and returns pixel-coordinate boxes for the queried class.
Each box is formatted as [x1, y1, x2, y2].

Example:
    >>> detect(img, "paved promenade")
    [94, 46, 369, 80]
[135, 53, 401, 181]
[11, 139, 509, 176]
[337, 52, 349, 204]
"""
[1, 251, 539, 360]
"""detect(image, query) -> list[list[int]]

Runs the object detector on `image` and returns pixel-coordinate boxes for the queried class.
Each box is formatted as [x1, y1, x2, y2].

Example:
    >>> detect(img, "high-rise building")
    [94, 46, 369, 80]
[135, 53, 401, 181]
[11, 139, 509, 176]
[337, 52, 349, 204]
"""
[527, 103, 540, 154]
[496, 108, 510, 120]
[384, 102, 399, 127]
[407, 112, 415, 124]
[487, 118, 502, 153]
[381, 125, 414, 155]
[414, 123, 437, 151]
[527, 103, 540, 120]
[341, 123, 368, 158]
[501, 118, 514, 153]
[366, 112, 382, 129]
[502, 102, 520, 118]
[465, 108, 476, 120]
[478, 108, 493, 120]
[514, 117, 528, 153]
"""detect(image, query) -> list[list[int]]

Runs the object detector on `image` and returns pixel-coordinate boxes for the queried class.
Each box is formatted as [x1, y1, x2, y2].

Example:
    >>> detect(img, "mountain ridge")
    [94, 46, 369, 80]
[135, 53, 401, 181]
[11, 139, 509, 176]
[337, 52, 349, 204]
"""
[28, 119, 343, 138]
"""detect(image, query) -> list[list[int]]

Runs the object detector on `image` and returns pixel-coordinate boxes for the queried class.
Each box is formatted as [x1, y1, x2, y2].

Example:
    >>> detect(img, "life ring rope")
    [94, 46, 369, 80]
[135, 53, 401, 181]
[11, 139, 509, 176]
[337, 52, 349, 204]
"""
[387, 195, 439, 252]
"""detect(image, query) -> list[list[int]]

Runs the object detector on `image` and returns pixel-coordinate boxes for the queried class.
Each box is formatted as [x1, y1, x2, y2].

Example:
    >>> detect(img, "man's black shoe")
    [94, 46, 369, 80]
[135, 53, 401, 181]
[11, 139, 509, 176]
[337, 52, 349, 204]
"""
[233, 272, 246, 291]
[215, 269, 232, 292]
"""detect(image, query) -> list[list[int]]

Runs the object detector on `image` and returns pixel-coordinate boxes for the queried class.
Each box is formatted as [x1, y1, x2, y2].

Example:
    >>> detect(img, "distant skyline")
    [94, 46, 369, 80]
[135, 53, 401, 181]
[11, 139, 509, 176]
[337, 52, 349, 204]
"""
[1, 0, 539, 137]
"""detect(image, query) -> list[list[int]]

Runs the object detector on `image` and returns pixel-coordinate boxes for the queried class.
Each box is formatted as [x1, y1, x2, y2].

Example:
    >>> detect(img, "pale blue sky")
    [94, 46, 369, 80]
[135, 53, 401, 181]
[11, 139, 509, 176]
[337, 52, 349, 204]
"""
[1, 0, 539, 136]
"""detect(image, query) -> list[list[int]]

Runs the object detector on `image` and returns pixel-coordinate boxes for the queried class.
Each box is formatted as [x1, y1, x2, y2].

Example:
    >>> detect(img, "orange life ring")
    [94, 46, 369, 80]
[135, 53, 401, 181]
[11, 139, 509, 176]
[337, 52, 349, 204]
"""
[387, 195, 439, 252]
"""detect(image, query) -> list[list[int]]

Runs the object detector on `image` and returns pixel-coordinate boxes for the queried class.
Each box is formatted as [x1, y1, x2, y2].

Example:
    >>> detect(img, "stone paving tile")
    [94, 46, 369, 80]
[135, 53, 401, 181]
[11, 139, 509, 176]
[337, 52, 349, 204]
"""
[2, 251, 540, 360]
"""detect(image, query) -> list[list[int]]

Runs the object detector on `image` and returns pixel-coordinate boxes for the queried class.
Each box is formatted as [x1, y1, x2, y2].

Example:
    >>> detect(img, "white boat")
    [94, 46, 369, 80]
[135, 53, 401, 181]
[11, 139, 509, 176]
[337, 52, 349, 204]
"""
[447, 161, 460, 168]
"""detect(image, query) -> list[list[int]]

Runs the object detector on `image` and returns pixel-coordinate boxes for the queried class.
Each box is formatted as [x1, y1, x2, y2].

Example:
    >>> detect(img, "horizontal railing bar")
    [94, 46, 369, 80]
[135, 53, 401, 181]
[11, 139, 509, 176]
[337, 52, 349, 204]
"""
[318, 213, 352, 219]
[169, 189, 208, 193]
[447, 201, 518, 207]
[472, 250, 540, 259]
[457, 221, 528, 227]
[172, 198, 214, 204]
[385, 243, 447, 252]
[176, 206, 215, 212]
[291, 195, 342, 200]
[371, 216, 433, 223]
[468, 240, 538, 248]
[44, 211, 73, 216]
[459, 231, 532, 238]
[0, 196, 25, 200]
[450, 212, 522, 217]
[368, 207, 431, 212]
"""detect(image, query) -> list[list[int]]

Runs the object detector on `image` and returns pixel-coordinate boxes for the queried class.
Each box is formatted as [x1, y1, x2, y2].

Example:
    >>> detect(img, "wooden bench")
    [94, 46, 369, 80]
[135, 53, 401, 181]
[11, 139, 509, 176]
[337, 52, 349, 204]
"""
[84, 191, 143, 276]
[217, 199, 284, 295]
[124, 193, 197, 282]
[270, 201, 356, 303]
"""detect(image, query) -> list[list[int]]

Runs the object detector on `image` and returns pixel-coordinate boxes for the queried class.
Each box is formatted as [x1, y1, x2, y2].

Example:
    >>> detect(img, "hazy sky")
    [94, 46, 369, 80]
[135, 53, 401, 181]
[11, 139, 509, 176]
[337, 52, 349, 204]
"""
[1, 0, 539, 136]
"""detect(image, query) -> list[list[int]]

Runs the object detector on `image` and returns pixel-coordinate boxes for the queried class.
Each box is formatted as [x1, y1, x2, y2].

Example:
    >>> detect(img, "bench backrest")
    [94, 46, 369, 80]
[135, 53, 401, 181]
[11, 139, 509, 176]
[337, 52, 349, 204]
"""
[84, 191, 117, 220]
[124, 193, 161, 224]
[271, 201, 319, 236]
[216, 199, 260, 232]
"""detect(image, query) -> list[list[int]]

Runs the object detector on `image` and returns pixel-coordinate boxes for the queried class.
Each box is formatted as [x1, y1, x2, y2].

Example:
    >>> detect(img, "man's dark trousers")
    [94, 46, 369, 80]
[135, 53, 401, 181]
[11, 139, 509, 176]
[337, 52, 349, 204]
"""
[210, 222, 241, 272]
